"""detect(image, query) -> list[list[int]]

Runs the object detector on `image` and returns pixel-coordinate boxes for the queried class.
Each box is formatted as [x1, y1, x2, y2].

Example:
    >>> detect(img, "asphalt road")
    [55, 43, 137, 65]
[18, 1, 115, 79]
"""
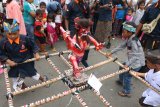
[0, 38, 159, 107]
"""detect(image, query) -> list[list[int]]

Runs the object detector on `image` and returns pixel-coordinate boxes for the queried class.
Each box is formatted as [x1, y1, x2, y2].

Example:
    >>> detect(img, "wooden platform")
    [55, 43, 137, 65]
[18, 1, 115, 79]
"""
[65, 70, 89, 87]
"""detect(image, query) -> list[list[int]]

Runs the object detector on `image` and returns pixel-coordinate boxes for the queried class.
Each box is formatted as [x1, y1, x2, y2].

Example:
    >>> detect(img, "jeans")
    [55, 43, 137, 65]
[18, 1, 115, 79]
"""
[119, 66, 141, 94]
[25, 23, 34, 41]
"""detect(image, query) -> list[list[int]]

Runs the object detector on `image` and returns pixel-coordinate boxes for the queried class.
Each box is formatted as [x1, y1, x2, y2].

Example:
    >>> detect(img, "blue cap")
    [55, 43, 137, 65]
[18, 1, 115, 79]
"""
[3, 19, 19, 33]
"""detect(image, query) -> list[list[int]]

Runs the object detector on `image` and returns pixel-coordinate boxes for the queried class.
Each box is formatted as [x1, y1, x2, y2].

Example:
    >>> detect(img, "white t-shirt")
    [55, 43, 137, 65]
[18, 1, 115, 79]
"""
[133, 9, 144, 25]
[142, 69, 160, 106]
[55, 15, 62, 23]
[65, 0, 71, 5]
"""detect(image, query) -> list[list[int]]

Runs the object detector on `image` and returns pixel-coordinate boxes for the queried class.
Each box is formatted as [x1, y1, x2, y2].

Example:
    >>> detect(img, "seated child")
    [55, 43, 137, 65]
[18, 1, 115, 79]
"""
[0, 19, 47, 91]
[135, 49, 160, 107]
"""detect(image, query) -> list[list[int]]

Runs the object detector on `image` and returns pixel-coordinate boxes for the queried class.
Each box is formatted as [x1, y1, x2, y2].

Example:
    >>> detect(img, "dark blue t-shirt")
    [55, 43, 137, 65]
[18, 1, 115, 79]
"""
[98, 0, 112, 21]
[140, 3, 160, 38]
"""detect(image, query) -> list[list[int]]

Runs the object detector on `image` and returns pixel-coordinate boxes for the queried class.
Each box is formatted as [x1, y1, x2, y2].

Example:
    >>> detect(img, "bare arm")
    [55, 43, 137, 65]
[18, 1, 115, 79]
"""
[135, 23, 143, 36]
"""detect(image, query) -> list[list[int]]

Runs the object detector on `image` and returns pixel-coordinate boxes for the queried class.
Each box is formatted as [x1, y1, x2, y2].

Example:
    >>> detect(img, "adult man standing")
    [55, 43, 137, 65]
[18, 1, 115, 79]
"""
[94, 0, 112, 48]
[64, 0, 90, 37]
[136, 0, 160, 50]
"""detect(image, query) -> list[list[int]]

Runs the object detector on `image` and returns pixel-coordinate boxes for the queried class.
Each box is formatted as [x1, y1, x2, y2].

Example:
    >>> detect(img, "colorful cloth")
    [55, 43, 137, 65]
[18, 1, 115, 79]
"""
[3, 19, 19, 33]
[46, 22, 58, 45]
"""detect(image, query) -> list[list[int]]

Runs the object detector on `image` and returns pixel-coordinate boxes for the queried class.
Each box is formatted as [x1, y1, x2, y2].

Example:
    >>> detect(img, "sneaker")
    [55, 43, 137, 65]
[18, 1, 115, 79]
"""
[118, 91, 131, 98]
[116, 80, 123, 86]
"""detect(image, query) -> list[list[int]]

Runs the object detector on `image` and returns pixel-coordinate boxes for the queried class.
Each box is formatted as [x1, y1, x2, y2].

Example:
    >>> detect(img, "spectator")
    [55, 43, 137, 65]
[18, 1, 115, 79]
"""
[47, 1, 61, 14]
[34, 9, 47, 55]
[6, 0, 26, 35]
[46, 14, 58, 52]
[125, 8, 134, 22]
[136, 0, 160, 50]
[133, 1, 145, 26]
[112, 3, 125, 38]
[94, 0, 112, 48]
[64, 0, 90, 37]
[23, 0, 36, 40]
[39, 2, 47, 24]
[90, 0, 100, 35]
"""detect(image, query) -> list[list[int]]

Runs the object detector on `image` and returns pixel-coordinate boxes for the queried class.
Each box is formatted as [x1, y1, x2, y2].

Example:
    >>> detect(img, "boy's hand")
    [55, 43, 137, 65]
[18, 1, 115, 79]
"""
[6, 59, 17, 67]
[106, 53, 112, 57]
[34, 53, 40, 61]
[123, 65, 128, 69]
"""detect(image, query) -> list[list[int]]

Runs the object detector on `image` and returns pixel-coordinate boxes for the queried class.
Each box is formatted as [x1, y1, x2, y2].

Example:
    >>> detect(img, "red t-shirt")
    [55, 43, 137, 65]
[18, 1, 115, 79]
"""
[34, 20, 44, 37]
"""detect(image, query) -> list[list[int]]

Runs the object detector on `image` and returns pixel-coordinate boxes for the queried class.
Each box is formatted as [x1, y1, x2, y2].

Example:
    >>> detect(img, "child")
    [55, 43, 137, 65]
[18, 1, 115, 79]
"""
[46, 14, 58, 52]
[106, 21, 145, 97]
[34, 9, 47, 55]
[125, 8, 134, 22]
[135, 49, 160, 107]
[60, 18, 103, 81]
[55, 8, 62, 38]
[39, 2, 47, 25]
[112, 3, 125, 38]
[133, 1, 145, 26]
[0, 19, 47, 91]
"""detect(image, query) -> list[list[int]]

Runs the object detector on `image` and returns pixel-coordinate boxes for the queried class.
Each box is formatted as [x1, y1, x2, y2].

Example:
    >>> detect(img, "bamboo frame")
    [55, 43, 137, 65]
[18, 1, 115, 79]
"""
[46, 57, 89, 107]
[5, 48, 160, 107]
[21, 67, 130, 107]
[59, 55, 112, 107]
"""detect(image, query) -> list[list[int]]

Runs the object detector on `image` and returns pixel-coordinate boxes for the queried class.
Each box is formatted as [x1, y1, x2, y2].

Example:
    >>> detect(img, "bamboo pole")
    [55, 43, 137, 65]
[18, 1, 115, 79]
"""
[3, 68, 14, 107]
[99, 68, 130, 81]
[0, 50, 71, 68]
[12, 76, 62, 96]
[65, 58, 116, 76]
